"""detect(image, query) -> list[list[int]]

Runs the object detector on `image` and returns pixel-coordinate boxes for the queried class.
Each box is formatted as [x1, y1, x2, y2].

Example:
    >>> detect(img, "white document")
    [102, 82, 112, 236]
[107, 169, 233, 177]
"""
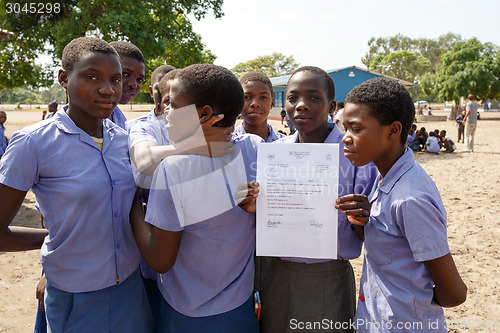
[256, 143, 339, 259]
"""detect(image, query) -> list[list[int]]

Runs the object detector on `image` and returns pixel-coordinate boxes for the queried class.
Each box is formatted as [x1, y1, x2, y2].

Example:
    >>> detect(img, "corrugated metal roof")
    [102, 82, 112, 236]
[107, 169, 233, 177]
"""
[270, 65, 415, 88]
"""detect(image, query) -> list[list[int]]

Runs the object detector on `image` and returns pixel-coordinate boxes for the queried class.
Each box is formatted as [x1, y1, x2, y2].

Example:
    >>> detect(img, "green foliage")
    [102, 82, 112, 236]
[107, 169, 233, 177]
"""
[370, 50, 430, 83]
[231, 53, 300, 78]
[435, 38, 500, 102]
[1, 0, 222, 91]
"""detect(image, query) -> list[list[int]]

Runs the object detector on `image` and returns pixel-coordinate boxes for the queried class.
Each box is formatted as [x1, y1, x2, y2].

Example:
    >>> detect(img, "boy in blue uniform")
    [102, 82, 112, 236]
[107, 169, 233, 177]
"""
[233, 71, 285, 142]
[130, 64, 261, 332]
[0, 37, 152, 332]
[109, 40, 146, 129]
[336, 77, 466, 332]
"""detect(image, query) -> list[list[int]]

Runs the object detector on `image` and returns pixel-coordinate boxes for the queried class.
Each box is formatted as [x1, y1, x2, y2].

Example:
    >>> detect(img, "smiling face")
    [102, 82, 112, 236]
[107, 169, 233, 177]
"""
[118, 56, 145, 104]
[59, 52, 122, 122]
[342, 103, 392, 168]
[285, 71, 334, 140]
[241, 80, 273, 126]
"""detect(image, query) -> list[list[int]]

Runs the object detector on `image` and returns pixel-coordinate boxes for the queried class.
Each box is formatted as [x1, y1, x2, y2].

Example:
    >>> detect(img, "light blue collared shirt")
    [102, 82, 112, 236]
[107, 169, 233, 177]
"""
[0, 124, 7, 156]
[233, 123, 285, 142]
[111, 106, 127, 130]
[0, 109, 139, 293]
[275, 123, 378, 263]
[145, 134, 262, 317]
[355, 148, 449, 332]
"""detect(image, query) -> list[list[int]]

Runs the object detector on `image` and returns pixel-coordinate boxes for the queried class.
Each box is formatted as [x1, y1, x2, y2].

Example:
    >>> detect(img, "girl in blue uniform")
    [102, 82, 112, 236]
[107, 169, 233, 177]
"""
[0, 37, 152, 332]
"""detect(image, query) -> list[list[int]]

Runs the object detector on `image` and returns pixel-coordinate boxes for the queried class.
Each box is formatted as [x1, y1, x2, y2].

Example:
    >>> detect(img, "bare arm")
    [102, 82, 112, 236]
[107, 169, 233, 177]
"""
[423, 253, 467, 307]
[0, 184, 48, 251]
[129, 189, 182, 273]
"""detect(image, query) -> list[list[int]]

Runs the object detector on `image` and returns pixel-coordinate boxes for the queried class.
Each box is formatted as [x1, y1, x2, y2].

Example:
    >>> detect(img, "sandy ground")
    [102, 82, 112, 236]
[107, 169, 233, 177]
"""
[0, 108, 499, 332]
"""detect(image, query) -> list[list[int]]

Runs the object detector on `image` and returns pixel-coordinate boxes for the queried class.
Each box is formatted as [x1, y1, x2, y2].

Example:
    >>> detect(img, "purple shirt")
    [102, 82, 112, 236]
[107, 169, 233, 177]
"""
[275, 124, 378, 263]
[356, 148, 449, 333]
[233, 123, 285, 142]
[0, 110, 139, 293]
[145, 134, 262, 317]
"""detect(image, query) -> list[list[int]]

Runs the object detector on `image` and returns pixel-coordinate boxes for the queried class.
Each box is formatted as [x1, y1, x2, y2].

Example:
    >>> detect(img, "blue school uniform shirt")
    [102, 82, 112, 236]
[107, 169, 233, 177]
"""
[0, 109, 139, 293]
[0, 124, 7, 156]
[145, 134, 262, 317]
[111, 106, 127, 130]
[275, 123, 378, 263]
[233, 123, 285, 142]
[355, 148, 449, 333]
[128, 108, 173, 190]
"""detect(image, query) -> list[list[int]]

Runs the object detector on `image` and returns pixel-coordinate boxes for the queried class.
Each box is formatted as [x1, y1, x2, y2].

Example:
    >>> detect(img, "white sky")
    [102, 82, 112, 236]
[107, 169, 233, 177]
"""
[189, 0, 500, 70]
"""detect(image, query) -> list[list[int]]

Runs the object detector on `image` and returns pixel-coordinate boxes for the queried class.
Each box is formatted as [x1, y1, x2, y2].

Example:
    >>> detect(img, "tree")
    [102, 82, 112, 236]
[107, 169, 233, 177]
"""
[434, 38, 500, 118]
[1, 0, 223, 91]
[370, 50, 430, 83]
[231, 53, 299, 78]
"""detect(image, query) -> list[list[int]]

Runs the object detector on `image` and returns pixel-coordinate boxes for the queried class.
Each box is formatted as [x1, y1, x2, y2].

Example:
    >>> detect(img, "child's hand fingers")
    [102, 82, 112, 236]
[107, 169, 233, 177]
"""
[234, 182, 259, 204]
[336, 194, 368, 204]
[348, 215, 369, 226]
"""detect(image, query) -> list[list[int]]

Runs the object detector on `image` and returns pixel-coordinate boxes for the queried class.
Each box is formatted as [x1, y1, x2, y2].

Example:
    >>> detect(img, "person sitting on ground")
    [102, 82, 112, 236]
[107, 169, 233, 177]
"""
[439, 130, 456, 153]
[416, 127, 428, 150]
[426, 131, 440, 154]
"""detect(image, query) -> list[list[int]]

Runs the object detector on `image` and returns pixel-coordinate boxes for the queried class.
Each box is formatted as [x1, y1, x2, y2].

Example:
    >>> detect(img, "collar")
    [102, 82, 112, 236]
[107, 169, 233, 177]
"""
[377, 148, 415, 194]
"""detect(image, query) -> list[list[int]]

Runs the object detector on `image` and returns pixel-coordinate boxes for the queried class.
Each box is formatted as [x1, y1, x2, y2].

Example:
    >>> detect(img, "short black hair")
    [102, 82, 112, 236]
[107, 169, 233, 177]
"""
[109, 41, 145, 64]
[346, 77, 415, 145]
[62, 37, 119, 72]
[151, 65, 176, 86]
[240, 72, 273, 95]
[158, 69, 180, 96]
[287, 66, 335, 100]
[48, 101, 58, 108]
[174, 64, 244, 127]
[337, 101, 345, 109]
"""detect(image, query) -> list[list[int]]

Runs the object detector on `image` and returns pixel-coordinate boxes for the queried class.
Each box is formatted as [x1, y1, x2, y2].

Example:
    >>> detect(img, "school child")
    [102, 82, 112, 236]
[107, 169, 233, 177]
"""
[42, 102, 58, 120]
[426, 131, 440, 154]
[109, 40, 146, 129]
[439, 130, 456, 153]
[130, 64, 261, 332]
[0, 37, 153, 332]
[233, 71, 285, 142]
[336, 77, 467, 332]
[239, 66, 377, 333]
[456, 111, 465, 143]
[0, 111, 7, 159]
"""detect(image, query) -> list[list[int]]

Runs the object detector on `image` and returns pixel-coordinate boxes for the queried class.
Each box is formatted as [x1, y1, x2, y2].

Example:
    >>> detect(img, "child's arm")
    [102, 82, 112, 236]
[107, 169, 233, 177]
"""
[423, 253, 467, 307]
[130, 115, 233, 176]
[0, 184, 48, 251]
[129, 189, 182, 273]
[36, 274, 46, 311]
[336, 194, 371, 241]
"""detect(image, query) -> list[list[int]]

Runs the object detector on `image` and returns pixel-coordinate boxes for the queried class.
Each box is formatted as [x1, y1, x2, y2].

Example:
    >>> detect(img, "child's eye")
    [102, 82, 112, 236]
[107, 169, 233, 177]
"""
[260, 96, 269, 100]
[112, 77, 121, 83]
[244, 96, 251, 100]
[86, 75, 97, 80]
[287, 95, 296, 101]
[137, 78, 144, 84]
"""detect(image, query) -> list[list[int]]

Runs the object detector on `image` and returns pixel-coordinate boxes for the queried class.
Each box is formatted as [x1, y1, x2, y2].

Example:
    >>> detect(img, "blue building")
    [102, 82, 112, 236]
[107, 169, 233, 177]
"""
[270, 66, 414, 107]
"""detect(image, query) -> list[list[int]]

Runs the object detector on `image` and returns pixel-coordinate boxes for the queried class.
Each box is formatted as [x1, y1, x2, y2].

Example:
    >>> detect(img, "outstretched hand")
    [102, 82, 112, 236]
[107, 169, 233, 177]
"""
[235, 181, 260, 213]
[335, 194, 371, 226]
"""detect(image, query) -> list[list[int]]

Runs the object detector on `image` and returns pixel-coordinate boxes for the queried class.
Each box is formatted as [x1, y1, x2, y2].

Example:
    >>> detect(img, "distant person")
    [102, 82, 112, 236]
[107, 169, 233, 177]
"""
[426, 131, 440, 154]
[439, 130, 456, 153]
[427, 106, 433, 115]
[0, 111, 7, 159]
[42, 102, 58, 120]
[280, 106, 286, 125]
[334, 100, 345, 133]
[416, 127, 428, 151]
[455, 111, 465, 143]
[462, 94, 479, 152]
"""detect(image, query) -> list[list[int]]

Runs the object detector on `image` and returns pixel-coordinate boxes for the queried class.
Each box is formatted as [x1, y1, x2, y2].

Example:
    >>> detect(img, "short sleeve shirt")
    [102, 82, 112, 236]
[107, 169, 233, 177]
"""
[0, 110, 138, 293]
[355, 149, 449, 332]
[145, 134, 262, 317]
[232, 123, 285, 142]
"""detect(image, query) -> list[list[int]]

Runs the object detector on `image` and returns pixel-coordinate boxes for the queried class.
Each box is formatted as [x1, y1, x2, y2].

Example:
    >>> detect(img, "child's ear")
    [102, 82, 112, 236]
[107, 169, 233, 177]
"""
[329, 100, 336, 113]
[388, 121, 402, 139]
[199, 105, 214, 124]
[58, 69, 68, 89]
[271, 98, 274, 108]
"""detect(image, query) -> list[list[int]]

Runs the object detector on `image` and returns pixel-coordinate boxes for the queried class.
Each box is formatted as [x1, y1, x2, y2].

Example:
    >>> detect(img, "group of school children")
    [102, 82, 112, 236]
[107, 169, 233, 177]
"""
[0, 36, 466, 333]
[407, 125, 457, 154]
